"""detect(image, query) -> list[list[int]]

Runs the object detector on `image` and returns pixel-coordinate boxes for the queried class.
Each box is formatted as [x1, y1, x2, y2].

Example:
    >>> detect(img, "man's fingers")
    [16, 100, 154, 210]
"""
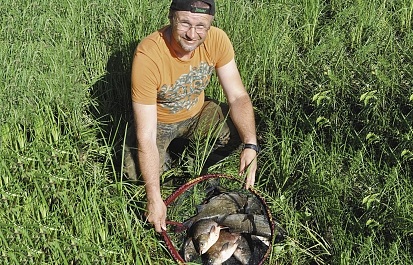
[147, 215, 167, 233]
[244, 172, 255, 189]
[238, 161, 246, 176]
[161, 220, 167, 231]
[239, 150, 257, 189]
[145, 199, 167, 232]
[154, 222, 163, 233]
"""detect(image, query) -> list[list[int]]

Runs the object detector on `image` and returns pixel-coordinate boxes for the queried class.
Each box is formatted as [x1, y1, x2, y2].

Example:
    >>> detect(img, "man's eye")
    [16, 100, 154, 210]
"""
[181, 22, 191, 28]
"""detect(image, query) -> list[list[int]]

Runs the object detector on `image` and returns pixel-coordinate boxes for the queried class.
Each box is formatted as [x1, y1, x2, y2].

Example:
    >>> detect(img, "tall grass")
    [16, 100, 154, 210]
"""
[1, 0, 412, 264]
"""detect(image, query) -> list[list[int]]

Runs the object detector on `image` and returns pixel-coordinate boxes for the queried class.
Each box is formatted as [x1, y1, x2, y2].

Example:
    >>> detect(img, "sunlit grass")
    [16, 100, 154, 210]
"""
[1, 0, 412, 264]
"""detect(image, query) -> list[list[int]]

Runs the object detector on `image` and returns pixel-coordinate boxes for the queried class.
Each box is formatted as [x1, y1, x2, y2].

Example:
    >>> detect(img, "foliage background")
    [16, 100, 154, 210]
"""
[1, 0, 412, 264]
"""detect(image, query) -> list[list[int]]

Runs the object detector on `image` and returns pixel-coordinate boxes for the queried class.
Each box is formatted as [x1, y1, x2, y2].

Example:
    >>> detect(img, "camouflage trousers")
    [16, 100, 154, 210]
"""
[123, 99, 240, 181]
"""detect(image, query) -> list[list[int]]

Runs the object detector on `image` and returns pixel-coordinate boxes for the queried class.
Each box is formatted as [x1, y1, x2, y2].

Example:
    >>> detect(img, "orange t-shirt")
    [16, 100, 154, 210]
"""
[131, 26, 234, 123]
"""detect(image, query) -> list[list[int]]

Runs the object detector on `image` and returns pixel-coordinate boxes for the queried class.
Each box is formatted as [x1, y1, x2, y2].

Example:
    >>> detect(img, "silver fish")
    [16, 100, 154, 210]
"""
[244, 194, 265, 215]
[184, 192, 248, 228]
[191, 219, 225, 254]
[205, 230, 240, 265]
[251, 234, 270, 247]
[218, 214, 272, 238]
[233, 235, 252, 265]
[183, 237, 199, 262]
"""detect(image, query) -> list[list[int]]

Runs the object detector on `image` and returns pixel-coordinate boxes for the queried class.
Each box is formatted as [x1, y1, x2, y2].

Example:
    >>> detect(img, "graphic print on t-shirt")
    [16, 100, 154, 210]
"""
[158, 62, 214, 114]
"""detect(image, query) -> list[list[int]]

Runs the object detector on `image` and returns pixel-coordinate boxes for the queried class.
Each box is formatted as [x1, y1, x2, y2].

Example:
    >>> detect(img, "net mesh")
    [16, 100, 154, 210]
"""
[161, 174, 275, 265]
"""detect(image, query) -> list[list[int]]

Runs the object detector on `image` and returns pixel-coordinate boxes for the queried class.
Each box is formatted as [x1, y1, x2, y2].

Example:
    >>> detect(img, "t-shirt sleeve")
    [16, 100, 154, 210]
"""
[131, 43, 160, 105]
[209, 27, 235, 68]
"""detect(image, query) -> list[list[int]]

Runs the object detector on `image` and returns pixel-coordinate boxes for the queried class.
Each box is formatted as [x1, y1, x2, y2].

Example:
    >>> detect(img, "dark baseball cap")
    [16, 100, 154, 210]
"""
[170, 0, 215, 15]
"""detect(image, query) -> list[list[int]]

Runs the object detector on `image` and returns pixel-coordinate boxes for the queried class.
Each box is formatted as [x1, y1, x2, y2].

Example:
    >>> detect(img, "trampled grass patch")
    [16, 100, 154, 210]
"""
[1, 0, 412, 264]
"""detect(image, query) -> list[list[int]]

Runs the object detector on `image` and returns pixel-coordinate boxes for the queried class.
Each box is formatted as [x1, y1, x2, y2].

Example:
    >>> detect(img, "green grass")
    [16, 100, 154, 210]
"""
[1, 0, 412, 264]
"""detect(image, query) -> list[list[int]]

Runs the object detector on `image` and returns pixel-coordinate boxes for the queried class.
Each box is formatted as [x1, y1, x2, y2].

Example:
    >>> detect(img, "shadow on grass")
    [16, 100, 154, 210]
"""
[89, 41, 137, 182]
[88, 41, 152, 228]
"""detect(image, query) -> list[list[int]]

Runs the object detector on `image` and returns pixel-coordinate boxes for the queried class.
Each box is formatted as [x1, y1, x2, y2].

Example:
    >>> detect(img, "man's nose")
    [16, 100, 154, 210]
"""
[186, 27, 199, 39]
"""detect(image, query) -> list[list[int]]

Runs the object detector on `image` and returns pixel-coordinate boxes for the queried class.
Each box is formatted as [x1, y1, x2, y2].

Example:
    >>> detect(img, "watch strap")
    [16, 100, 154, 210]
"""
[243, 143, 261, 154]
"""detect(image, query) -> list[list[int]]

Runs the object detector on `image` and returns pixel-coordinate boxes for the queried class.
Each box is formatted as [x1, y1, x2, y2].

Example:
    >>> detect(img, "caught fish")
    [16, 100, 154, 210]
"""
[184, 192, 249, 228]
[204, 230, 240, 265]
[249, 234, 271, 265]
[218, 214, 272, 238]
[251, 235, 271, 247]
[244, 194, 265, 215]
[179, 188, 274, 265]
[183, 237, 199, 262]
[233, 235, 252, 265]
[190, 219, 225, 254]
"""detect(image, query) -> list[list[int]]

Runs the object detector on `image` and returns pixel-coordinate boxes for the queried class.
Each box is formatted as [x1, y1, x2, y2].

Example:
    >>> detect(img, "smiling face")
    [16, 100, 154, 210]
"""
[169, 10, 213, 58]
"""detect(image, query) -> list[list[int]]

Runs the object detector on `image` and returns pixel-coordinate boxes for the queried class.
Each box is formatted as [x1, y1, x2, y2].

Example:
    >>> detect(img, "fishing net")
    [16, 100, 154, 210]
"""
[161, 173, 275, 265]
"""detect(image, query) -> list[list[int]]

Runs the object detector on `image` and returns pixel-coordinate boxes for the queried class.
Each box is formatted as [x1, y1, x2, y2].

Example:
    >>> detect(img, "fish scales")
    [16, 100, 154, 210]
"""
[184, 192, 249, 228]
[181, 189, 272, 265]
[233, 235, 252, 265]
[183, 237, 199, 262]
[244, 195, 265, 215]
[204, 230, 240, 265]
[190, 219, 225, 254]
[218, 214, 272, 238]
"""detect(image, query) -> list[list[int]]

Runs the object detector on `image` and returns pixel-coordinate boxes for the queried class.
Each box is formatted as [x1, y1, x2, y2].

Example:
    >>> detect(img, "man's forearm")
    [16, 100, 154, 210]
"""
[137, 138, 167, 232]
[229, 94, 257, 144]
[137, 141, 162, 200]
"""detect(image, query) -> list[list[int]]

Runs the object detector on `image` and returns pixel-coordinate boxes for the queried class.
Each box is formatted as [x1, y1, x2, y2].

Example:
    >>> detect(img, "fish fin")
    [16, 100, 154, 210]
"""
[246, 213, 255, 220]
[184, 237, 193, 247]
[182, 218, 193, 229]
[216, 214, 228, 224]
[196, 204, 206, 213]
[251, 235, 271, 246]
[218, 225, 228, 231]
[221, 242, 230, 251]
[205, 183, 225, 197]
[210, 224, 223, 233]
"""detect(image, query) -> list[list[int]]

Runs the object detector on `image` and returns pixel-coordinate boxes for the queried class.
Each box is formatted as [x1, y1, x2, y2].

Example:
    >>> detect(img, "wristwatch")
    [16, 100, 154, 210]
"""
[242, 143, 261, 154]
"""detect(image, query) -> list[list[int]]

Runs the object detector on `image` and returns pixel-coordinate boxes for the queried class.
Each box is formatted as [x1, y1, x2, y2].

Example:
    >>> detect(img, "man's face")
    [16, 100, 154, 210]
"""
[171, 11, 213, 53]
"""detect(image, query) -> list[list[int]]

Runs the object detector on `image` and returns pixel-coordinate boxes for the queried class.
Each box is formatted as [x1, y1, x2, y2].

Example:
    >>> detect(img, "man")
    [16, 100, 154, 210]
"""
[129, 0, 259, 233]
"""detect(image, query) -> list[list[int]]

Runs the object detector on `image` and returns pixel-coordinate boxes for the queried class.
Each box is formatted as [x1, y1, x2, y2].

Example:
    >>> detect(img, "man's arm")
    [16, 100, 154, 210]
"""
[216, 58, 258, 188]
[132, 102, 167, 232]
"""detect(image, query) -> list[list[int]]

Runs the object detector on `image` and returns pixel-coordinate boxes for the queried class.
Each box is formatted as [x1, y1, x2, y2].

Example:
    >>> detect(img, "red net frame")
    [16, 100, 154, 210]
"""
[161, 173, 275, 265]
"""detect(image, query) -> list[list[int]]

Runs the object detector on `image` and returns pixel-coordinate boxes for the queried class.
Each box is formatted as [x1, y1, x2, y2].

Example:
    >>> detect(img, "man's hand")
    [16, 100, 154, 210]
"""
[145, 196, 167, 233]
[239, 148, 258, 189]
